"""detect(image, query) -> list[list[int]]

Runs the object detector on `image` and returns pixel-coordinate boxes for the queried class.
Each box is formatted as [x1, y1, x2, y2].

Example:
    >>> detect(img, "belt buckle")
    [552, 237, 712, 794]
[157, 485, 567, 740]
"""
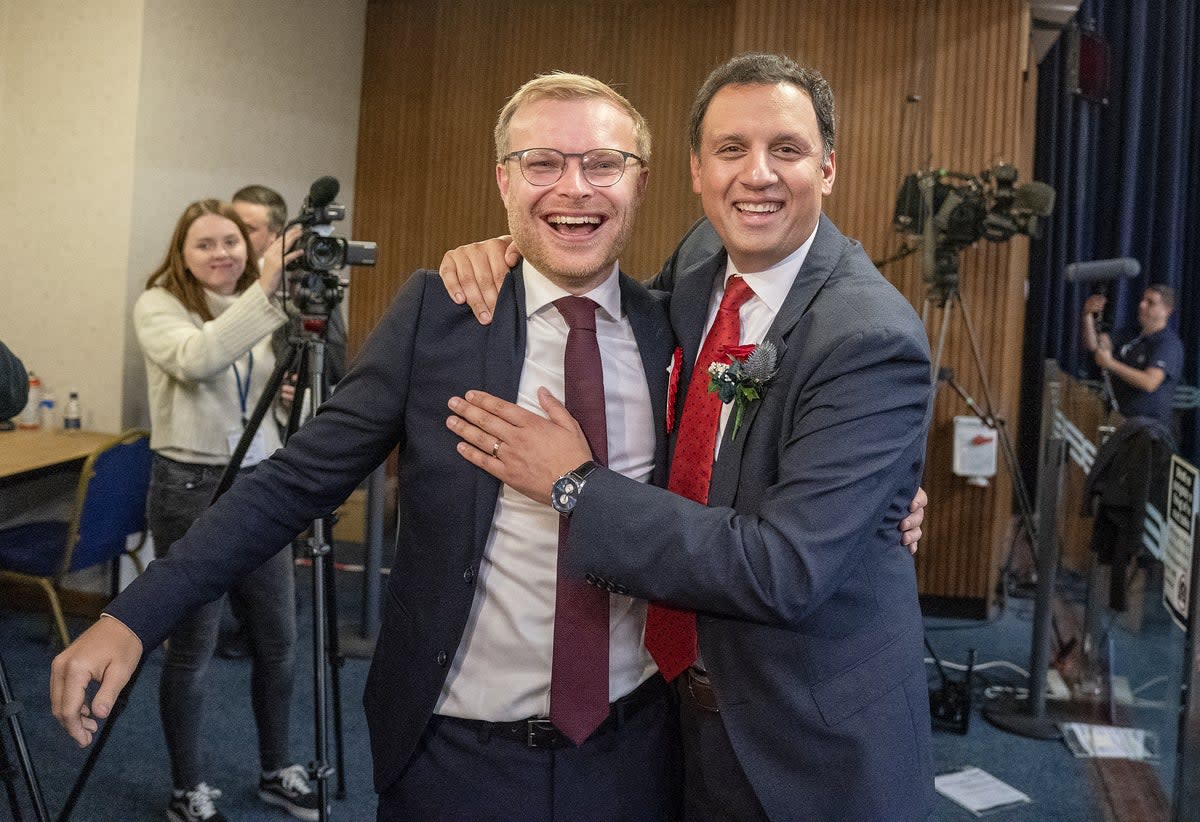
[525, 718, 558, 748]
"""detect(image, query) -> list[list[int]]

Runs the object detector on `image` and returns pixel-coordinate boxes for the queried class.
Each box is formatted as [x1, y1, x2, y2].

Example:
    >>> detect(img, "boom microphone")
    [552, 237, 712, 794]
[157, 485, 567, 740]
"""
[1064, 257, 1141, 283]
[307, 176, 340, 209]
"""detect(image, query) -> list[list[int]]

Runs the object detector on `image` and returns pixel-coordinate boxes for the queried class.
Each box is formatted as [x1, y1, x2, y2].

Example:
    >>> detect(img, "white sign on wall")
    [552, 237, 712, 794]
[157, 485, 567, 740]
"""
[1163, 455, 1197, 631]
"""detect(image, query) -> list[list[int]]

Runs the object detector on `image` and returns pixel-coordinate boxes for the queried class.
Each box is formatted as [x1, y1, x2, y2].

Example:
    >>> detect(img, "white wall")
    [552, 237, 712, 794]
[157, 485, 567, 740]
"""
[0, 0, 367, 433]
[0, 1, 146, 432]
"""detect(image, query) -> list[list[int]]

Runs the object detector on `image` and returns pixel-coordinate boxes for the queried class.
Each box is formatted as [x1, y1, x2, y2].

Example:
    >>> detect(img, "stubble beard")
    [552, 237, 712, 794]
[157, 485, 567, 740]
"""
[507, 202, 638, 290]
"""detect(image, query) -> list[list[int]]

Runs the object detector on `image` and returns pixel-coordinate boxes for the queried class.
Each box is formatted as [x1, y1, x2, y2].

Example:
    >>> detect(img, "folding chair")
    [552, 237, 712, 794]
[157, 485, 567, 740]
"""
[0, 429, 151, 646]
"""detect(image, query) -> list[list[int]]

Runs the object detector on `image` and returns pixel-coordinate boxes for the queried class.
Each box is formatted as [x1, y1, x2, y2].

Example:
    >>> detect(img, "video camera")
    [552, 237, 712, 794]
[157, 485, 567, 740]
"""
[285, 176, 377, 318]
[893, 164, 1055, 249]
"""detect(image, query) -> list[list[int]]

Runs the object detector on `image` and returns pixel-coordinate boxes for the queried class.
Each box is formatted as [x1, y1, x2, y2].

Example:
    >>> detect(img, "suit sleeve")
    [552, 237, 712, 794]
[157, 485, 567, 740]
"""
[109, 273, 432, 650]
[646, 217, 722, 292]
[565, 316, 931, 628]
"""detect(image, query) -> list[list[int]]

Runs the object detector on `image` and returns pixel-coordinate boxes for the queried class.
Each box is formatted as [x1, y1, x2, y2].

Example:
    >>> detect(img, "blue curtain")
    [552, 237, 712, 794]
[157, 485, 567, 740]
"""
[1018, 0, 1199, 485]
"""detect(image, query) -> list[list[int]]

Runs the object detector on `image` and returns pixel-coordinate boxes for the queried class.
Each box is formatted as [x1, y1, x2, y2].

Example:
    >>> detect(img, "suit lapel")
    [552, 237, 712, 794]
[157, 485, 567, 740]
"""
[620, 273, 675, 485]
[707, 216, 846, 508]
[670, 252, 726, 382]
[471, 267, 526, 548]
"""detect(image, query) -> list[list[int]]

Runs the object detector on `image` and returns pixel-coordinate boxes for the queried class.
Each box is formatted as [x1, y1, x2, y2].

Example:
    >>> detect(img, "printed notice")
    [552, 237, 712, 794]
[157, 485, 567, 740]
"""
[1163, 455, 1197, 630]
[935, 767, 1032, 816]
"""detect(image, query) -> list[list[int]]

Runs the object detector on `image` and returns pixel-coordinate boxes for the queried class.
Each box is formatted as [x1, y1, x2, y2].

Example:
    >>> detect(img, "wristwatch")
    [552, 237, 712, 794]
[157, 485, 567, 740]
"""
[551, 461, 600, 515]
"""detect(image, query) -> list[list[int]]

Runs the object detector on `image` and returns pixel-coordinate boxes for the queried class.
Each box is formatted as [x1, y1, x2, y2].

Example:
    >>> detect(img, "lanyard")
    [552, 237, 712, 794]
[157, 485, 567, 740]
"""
[231, 351, 254, 427]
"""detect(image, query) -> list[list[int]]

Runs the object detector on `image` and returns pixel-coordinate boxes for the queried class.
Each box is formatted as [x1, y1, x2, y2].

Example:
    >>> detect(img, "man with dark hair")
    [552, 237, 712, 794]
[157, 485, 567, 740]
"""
[444, 52, 935, 820]
[233, 185, 348, 385]
[1083, 283, 1184, 429]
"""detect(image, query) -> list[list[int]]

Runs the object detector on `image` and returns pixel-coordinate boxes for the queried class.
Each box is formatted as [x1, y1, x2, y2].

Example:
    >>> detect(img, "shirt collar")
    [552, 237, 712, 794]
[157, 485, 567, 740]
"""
[720, 221, 819, 312]
[521, 260, 623, 321]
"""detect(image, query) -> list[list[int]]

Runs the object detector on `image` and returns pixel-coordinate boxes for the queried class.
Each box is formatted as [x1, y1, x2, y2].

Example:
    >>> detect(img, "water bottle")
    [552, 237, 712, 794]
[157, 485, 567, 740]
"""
[64, 391, 82, 430]
[17, 371, 42, 429]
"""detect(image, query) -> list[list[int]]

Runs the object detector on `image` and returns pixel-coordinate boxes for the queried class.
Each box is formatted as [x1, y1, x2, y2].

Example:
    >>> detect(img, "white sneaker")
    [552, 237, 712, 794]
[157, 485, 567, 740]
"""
[259, 764, 321, 821]
[167, 782, 226, 822]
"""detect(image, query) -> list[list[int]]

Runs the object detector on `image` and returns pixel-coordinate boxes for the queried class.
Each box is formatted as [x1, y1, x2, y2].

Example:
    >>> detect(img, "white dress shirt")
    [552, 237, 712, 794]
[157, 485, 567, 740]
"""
[435, 261, 659, 722]
[705, 225, 818, 459]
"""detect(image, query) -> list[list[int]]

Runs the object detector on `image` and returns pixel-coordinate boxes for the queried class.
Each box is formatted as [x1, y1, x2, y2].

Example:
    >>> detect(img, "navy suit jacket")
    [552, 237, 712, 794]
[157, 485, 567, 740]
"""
[109, 267, 675, 795]
[566, 215, 936, 820]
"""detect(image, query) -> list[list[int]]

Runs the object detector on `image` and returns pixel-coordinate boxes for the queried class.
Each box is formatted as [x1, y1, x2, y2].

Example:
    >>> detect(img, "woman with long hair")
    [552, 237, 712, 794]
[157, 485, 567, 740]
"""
[134, 199, 318, 822]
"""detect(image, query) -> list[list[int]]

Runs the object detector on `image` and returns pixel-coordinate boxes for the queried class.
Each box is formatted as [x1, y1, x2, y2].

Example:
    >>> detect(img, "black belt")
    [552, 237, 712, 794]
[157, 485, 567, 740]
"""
[447, 673, 668, 749]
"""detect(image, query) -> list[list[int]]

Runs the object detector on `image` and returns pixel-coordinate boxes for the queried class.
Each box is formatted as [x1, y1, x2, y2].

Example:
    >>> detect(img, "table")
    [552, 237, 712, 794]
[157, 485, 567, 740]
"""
[0, 429, 117, 480]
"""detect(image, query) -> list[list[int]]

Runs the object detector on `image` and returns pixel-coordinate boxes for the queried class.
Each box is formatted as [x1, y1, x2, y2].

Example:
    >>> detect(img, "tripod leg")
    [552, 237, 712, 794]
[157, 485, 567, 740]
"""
[0, 654, 49, 822]
[56, 660, 144, 822]
[321, 533, 347, 800]
[931, 297, 953, 385]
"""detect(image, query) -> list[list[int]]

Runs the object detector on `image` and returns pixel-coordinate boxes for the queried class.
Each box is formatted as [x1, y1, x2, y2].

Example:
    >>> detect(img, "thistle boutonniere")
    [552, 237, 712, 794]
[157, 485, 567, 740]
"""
[708, 340, 778, 439]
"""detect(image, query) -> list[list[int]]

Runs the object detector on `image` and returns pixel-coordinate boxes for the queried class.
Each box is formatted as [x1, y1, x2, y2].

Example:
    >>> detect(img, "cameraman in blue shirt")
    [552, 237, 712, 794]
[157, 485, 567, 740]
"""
[1083, 285, 1184, 431]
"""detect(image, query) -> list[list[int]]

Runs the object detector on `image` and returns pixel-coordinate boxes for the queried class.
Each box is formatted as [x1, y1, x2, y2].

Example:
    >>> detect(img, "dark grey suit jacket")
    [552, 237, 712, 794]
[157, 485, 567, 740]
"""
[108, 267, 674, 795]
[567, 214, 936, 820]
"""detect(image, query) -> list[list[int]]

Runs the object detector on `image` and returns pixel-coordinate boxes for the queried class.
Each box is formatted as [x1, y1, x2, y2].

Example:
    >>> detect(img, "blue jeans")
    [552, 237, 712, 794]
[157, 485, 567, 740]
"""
[147, 454, 298, 789]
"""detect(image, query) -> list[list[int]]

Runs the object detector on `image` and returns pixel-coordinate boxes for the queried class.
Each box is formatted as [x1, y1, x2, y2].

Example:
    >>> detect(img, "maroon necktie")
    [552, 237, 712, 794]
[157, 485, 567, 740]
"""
[644, 276, 755, 681]
[550, 296, 610, 744]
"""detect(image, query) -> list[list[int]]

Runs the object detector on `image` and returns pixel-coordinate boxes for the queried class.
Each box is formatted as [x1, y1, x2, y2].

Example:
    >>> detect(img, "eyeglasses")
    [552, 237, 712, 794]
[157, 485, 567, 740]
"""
[502, 147, 644, 187]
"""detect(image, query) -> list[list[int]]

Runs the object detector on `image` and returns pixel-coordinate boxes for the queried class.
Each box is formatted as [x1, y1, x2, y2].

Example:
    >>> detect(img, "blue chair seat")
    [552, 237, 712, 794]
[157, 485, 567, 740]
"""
[0, 521, 70, 577]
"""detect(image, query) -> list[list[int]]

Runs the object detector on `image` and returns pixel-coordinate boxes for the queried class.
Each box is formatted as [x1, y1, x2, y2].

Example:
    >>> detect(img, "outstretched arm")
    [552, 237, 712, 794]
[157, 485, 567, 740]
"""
[50, 616, 142, 746]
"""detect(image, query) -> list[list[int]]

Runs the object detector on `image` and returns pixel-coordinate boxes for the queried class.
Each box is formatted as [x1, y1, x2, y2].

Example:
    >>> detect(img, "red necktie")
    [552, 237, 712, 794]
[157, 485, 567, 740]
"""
[644, 276, 755, 681]
[550, 296, 610, 744]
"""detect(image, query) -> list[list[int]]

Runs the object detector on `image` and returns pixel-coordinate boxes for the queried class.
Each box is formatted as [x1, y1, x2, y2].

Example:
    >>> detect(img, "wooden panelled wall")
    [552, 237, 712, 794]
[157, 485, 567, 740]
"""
[350, 0, 1035, 615]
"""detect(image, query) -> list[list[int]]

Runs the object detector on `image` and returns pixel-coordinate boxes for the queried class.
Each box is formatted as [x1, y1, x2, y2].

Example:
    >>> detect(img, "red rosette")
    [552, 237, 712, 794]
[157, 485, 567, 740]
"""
[719, 343, 757, 362]
[665, 346, 683, 433]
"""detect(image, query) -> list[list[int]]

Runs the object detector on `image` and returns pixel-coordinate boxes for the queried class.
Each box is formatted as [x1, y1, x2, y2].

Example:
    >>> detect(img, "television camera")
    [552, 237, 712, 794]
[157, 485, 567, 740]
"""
[285, 175, 377, 319]
[893, 164, 1055, 300]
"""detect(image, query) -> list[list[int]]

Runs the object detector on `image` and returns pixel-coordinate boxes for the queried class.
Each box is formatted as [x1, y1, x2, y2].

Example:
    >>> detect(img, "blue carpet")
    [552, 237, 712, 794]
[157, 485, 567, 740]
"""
[1, 568, 1183, 820]
[0, 570, 376, 821]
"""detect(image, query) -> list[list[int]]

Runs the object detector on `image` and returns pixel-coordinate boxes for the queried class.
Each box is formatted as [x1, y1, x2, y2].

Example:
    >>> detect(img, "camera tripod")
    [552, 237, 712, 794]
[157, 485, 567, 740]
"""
[921, 266, 1038, 549]
[210, 303, 350, 822]
[57, 302, 349, 822]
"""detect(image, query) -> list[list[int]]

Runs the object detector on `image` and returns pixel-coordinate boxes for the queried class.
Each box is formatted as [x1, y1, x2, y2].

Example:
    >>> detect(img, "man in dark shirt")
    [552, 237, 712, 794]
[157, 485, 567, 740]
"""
[1083, 285, 1184, 428]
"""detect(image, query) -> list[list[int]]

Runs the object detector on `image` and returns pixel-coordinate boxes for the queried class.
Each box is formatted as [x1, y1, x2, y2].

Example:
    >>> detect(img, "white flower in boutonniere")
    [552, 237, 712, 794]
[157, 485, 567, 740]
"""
[707, 340, 778, 439]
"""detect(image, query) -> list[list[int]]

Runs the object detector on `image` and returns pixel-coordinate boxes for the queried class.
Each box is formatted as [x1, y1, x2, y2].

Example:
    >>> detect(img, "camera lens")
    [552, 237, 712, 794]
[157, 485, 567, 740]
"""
[305, 236, 345, 270]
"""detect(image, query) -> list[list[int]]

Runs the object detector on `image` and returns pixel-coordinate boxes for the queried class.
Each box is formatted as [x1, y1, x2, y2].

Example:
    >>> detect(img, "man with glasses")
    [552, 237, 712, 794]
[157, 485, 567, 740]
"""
[443, 53, 935, 820]
[52, 72, 681, 819]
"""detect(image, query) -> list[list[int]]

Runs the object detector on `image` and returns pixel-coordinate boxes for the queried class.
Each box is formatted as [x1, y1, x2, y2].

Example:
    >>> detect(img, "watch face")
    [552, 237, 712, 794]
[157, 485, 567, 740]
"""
[553, 477, 579, 513]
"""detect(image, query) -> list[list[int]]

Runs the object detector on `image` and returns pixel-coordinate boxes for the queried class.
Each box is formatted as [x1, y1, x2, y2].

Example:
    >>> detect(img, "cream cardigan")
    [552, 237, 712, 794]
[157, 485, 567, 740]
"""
[134, 284, 288, 464]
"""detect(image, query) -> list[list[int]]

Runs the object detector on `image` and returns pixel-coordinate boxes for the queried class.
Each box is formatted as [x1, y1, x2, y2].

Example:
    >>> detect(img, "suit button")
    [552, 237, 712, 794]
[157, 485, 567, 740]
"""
[463, 567, 475, 584]
[585, 573, 598, 585]
[436, 651, 449, 667]
[614, 585, 629, 596]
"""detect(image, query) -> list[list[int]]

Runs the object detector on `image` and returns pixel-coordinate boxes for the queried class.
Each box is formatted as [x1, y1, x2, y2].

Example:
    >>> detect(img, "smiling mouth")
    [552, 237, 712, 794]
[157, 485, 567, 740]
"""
[735, 202, 781, 214]
[546, 214, 604, 236]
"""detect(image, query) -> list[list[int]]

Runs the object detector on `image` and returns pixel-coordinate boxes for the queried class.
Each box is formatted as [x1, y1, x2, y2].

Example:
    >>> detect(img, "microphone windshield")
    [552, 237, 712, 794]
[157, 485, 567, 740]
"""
[1015, 181, 1055, 216]
[308, 176, 340, 209]
[1064, 257, 1141, 283]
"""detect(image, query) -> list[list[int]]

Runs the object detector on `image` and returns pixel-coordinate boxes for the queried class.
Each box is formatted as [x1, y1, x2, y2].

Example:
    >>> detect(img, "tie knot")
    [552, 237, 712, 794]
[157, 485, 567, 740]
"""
[555, 296, 599, 332]
[719, 277, 754, 313]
